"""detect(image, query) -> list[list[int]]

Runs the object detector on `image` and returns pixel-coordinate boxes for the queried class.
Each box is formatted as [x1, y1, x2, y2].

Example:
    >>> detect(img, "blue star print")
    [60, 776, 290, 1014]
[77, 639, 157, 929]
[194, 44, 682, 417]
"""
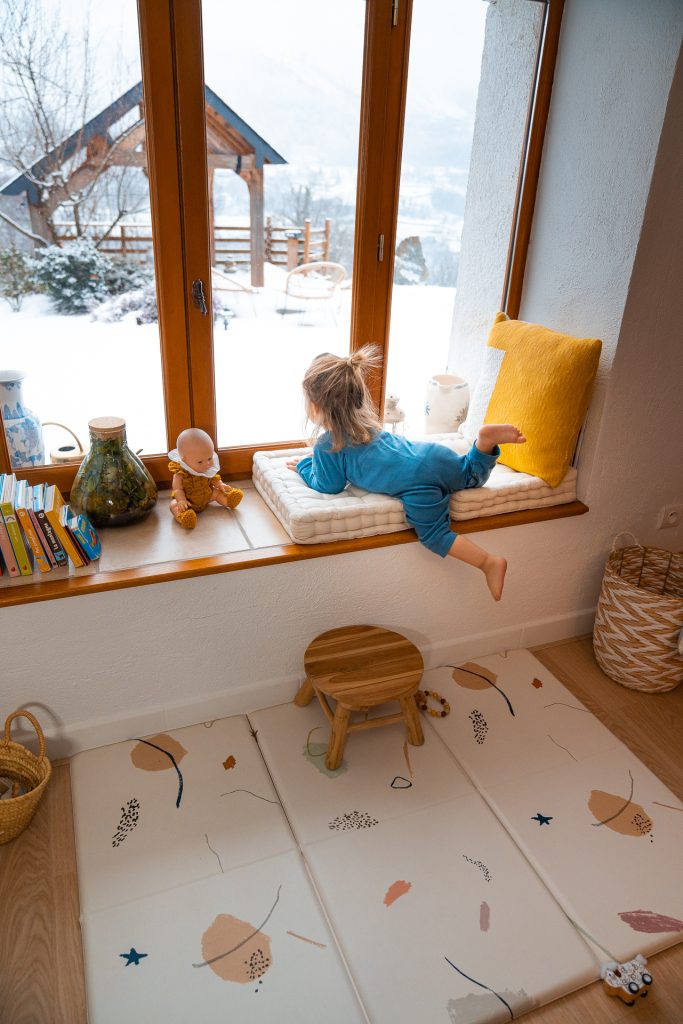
[120, 948, 148, 966]
[531, 813, 553, 825]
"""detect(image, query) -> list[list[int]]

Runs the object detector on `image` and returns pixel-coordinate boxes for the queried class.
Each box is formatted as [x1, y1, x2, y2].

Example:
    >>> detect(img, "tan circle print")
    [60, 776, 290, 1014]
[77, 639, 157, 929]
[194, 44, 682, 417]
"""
[588, 789, 653, 837]
[452, 662, 498, 690]
[130, 734, 188, 771]
[201, 914, 272, 982]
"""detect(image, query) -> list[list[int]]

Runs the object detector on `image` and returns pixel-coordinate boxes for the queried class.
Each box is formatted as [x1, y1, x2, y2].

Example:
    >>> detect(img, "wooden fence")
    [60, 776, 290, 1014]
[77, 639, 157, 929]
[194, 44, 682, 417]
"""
[54, 217, 331, 270]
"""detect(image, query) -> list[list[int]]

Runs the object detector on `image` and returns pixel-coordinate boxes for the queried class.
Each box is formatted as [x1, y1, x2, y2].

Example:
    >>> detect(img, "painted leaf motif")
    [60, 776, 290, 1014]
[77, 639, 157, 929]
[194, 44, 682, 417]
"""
[588, 790, 653, 836]
[384, 880, 411, 906]
[452, 662, 498, 690]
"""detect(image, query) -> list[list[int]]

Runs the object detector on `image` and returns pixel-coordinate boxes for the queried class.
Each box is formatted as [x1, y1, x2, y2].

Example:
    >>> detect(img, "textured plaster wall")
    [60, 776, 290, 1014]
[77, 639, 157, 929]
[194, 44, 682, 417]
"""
[587, 40, 683, 545]
[447, 0, 544, 387]
[1, 0, 681, 751]
[517, 0, 683, 503]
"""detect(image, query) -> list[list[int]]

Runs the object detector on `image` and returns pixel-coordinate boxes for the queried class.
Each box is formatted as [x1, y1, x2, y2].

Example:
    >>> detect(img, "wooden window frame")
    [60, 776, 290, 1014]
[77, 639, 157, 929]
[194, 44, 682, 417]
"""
[0, 0, 564, 487]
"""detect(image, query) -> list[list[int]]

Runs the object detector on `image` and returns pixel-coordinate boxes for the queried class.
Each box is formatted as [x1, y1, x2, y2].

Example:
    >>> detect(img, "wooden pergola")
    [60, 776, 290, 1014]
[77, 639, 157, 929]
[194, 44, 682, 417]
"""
[0, 82, 286, 286]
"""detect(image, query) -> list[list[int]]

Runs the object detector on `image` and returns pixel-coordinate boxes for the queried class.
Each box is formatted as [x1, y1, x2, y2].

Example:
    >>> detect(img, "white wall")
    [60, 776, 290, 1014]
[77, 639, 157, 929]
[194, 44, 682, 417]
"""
[447, 0, 543, 378]
[2, 0, 682, 757]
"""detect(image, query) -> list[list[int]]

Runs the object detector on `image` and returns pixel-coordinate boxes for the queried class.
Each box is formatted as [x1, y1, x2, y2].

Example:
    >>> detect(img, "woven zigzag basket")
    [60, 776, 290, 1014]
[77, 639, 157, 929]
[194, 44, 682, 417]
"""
[0, 710, 52, 845]
[593, 534, 683, 693]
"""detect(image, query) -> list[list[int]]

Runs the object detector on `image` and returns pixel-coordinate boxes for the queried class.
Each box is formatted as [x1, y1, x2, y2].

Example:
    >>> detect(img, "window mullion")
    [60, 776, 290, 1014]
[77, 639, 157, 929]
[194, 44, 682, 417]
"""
[503, 0, 565, 318]
[137, 0, 193, 451]
[169, 0, 217, 443]
[350, 0, 413, 412]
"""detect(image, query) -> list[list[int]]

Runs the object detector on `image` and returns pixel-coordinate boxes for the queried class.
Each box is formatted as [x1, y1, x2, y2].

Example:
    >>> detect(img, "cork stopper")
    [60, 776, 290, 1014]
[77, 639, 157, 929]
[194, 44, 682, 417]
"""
[89, 416, 126, 440]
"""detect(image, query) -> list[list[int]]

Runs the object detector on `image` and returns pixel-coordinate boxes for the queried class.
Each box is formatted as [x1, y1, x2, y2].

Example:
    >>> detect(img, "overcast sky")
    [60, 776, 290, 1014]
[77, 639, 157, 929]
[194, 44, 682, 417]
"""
[60, 1, 487, 154]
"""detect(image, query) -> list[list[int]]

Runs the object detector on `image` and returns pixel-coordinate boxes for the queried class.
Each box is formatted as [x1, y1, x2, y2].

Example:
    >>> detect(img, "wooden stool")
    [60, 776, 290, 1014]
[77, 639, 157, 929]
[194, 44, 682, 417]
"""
[295, 625, 425, 770]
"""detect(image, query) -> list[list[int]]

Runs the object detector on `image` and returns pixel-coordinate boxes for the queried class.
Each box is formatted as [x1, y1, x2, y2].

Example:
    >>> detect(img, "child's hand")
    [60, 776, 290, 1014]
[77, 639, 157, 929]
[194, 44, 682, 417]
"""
[286, 456, 304, 471]
[176, 498, 190, 512]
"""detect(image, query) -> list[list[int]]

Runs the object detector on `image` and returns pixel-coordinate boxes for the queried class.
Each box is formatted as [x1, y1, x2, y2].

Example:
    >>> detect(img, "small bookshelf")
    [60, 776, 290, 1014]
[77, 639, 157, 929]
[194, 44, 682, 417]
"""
[0, 473, 101, 587]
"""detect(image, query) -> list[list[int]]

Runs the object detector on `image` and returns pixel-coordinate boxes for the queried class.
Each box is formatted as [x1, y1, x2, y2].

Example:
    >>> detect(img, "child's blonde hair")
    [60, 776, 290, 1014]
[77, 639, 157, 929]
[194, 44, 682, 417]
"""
[302, 345, 383, 451]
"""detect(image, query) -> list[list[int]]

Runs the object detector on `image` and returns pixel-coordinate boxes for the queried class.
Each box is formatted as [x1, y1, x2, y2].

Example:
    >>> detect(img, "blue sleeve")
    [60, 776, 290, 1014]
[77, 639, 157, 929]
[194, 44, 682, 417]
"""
[296, 440, 347, 494]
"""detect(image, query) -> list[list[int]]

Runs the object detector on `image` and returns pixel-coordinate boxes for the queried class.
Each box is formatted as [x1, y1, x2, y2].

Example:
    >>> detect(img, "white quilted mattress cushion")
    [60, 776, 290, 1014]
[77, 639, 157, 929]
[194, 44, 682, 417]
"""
[252, 433, 577, 545]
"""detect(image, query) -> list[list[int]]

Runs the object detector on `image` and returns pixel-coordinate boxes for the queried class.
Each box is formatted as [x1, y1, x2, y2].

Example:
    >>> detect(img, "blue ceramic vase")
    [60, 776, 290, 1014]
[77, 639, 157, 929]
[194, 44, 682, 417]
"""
[0, 370, 45, 468]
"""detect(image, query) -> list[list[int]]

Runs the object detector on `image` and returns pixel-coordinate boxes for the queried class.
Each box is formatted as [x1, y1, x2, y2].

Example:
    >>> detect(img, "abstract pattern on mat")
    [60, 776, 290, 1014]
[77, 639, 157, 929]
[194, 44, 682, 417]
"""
[70, 650, 683, 1023]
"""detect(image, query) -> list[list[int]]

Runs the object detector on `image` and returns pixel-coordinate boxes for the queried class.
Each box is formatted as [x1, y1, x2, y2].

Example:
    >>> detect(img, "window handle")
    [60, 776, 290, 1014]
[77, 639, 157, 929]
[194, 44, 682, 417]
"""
[192, 279, 208, 315]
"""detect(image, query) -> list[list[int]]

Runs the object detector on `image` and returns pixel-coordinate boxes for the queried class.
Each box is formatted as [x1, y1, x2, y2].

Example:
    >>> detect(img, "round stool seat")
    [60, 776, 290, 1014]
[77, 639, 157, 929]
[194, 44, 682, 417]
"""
[304, 625, 424, 706]
[297, 625, 425, 769]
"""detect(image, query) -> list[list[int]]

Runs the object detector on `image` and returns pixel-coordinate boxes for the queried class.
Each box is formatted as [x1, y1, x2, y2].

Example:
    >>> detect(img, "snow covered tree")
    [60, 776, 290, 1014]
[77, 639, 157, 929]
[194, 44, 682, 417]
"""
[0, 243, 35, 310]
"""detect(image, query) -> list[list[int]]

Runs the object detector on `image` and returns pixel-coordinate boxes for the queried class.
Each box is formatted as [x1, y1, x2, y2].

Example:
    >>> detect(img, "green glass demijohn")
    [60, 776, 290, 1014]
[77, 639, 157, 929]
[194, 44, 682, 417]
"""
[69, 417, 157, 527]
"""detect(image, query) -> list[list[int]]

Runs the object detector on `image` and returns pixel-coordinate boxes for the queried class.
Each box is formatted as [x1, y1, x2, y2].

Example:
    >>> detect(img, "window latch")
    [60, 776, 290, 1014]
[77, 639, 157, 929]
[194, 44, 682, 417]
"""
[377, 234, 385, 262]
[391, 0, 399, 27]
[192, 279, 208, 315]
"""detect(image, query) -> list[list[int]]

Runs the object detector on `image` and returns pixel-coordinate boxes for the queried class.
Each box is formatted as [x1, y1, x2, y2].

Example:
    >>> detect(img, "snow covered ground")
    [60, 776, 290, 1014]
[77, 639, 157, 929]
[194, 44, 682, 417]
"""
[0, 265, 455, 462]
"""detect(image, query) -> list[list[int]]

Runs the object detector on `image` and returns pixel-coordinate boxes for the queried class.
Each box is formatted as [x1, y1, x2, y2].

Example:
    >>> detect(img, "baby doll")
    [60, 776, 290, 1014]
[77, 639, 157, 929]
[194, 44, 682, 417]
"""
[168, 428, 243, 529]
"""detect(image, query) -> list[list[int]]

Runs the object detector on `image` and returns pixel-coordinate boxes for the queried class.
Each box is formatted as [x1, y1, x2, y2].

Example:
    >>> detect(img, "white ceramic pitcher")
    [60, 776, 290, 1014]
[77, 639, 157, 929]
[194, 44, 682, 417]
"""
[424, 374, 469, 434]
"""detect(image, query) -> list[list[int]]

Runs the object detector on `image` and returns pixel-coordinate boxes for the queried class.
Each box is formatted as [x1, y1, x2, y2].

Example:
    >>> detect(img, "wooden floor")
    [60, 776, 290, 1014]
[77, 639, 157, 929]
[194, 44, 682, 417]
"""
[1, 636, 681, 1023]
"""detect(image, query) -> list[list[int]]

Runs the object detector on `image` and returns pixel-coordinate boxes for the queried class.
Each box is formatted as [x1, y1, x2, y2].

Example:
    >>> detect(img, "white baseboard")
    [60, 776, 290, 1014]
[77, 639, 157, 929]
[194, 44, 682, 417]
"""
[20, 607, 596, 761]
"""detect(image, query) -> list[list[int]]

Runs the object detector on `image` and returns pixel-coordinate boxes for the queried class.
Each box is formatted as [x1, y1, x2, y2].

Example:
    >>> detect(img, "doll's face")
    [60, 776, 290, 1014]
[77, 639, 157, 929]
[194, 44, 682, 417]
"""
[178, 433, 216, 473]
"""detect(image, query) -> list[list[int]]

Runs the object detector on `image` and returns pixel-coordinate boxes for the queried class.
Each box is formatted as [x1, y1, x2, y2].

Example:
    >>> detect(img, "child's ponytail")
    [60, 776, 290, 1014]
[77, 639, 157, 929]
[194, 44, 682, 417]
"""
[302, 345, 383, 451]
[348, 345, 383, 372]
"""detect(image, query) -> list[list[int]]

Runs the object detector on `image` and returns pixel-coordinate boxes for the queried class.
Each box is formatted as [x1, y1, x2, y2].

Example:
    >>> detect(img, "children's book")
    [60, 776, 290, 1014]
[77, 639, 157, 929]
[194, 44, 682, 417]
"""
[44, 484, 85, 567]
[27, 486, 57, 568]
[33, 484, 68, 568]
[0, 474, 32, 576]
[14, 479, 51, 574]
[0, 475, 20, 576]
[60, 505, 90, 565]
[67, 511, 101, 561]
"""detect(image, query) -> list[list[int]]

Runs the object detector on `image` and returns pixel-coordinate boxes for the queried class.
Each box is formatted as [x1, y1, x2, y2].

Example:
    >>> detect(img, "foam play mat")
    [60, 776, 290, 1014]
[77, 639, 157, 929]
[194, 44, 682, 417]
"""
[71, 650, 683, 1022]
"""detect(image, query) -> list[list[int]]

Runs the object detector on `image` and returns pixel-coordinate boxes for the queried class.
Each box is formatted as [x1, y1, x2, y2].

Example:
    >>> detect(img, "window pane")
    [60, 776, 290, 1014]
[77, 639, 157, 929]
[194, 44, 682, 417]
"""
[201, 0, 364, 448]
[384, 0, 545, 437]
[0, 0, 167, 469]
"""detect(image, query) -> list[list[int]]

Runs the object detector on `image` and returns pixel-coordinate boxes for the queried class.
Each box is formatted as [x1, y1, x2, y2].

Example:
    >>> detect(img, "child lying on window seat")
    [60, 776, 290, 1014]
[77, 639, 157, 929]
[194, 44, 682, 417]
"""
[286, 347, 526, 602]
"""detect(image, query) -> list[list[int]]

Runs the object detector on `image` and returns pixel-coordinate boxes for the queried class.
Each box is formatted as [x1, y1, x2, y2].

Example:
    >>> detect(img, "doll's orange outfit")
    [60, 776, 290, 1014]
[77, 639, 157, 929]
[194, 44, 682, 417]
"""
[169, 461, 223, 512]
[168, 460, 243, 531]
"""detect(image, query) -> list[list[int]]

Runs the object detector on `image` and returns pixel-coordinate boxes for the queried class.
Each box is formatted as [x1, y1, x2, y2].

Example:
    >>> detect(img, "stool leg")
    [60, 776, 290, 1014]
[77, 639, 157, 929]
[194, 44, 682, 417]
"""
[401, 695, 425, 746]
[294, 677, 315, 707]
[326, 703, 351, 771]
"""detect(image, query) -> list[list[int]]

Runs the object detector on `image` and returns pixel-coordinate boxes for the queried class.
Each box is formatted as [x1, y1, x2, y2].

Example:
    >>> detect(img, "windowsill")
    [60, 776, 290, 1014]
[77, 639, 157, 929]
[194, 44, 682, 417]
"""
[0, 482, 588, 608]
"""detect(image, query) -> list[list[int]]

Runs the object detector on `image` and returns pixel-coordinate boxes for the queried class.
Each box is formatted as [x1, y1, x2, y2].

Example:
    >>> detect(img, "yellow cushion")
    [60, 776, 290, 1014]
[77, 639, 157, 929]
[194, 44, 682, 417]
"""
[484, 312, 601, 487]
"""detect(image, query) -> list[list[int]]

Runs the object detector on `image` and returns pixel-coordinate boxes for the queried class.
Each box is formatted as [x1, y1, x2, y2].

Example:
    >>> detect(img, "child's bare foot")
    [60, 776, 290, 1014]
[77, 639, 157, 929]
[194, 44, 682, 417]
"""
[483, 555, 507, 601]
[477, 424, 526, 452]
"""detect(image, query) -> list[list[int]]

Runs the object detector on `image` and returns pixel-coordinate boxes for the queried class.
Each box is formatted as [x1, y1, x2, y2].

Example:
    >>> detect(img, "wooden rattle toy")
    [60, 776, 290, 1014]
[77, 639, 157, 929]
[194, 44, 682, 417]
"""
[601, 955, 653, 1006]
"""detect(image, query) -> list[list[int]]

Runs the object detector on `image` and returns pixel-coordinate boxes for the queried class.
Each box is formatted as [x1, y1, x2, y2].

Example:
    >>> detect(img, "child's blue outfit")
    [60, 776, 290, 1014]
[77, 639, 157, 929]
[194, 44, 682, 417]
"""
[296, 431, 500, 557]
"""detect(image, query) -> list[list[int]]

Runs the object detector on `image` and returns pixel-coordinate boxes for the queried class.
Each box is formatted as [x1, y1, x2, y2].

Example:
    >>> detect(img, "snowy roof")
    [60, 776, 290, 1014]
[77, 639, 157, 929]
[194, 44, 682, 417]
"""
[0, 82, 286, 200]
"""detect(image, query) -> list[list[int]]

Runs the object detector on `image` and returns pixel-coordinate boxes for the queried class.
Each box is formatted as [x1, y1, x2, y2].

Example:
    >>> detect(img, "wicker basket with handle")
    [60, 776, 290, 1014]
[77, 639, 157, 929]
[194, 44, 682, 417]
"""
[593, 533, 683, 693]
[0, 710, 52, 845]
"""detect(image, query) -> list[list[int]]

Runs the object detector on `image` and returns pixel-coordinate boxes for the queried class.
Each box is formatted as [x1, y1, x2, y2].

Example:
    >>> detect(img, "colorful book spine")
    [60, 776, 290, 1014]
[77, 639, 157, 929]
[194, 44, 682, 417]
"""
[14, 479, 51, 574]
[0, 474, 32, 576]
[0, 475, 20, 577]
[60, 506, 90, 565]
[44, 484, 85, 567]
[28, 501, 57, 568]
[33, 485, 68, 568]
[67, 511, 101, 561]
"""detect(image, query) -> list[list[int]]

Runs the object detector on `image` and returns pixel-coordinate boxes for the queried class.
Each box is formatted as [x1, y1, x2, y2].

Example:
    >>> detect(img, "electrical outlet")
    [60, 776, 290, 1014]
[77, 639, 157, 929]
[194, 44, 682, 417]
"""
[657, 504, 683, 529]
